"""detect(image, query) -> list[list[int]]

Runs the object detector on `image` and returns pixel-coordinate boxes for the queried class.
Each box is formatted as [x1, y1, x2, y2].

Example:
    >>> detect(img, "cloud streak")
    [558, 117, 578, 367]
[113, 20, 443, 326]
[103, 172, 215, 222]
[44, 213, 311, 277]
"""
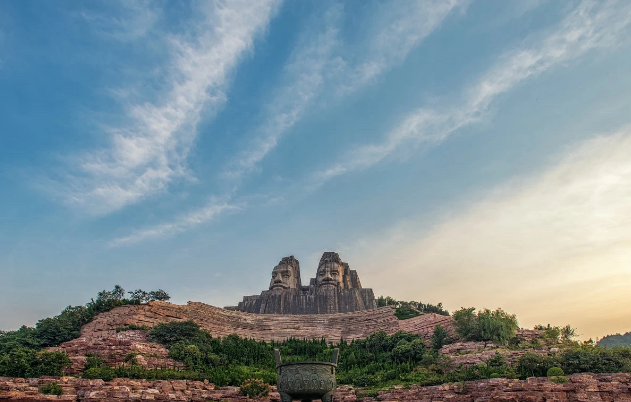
[62, 0, 280, 215]
[224, 0, 465, 179]
[346, 126, 631, 340]
[314, 0, 631, 183]
[108, 197, 240, 247]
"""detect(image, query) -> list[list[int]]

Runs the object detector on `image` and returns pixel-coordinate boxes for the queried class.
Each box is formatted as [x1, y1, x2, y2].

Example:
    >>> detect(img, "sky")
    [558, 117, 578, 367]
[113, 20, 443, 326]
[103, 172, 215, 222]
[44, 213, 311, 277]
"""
[1, 0, 631, 341]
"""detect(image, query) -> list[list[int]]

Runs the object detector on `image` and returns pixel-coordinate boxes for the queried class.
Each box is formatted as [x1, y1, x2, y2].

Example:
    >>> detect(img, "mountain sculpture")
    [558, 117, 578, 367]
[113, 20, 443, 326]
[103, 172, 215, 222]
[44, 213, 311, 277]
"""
[227, 252, 377, 314]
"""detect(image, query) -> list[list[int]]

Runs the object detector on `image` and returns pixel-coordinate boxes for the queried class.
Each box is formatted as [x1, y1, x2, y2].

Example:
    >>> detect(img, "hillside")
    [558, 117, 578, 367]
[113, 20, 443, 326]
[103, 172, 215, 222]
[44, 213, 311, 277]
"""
[599, 332, 631, 348]
[50, 301, 452, 373]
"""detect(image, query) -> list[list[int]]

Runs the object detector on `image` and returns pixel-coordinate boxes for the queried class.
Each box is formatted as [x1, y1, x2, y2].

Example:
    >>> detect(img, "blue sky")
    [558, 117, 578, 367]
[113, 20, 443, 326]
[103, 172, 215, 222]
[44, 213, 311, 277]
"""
[2, 0, 631, 340]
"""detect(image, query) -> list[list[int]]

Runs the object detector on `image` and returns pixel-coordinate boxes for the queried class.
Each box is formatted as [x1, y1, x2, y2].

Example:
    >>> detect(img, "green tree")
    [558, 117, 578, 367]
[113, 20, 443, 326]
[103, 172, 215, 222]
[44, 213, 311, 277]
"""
[452, 307, 478, 340]
[148, 289, 170, 301]
[477, 308, 519, 346]
[431, 324, 449, 351]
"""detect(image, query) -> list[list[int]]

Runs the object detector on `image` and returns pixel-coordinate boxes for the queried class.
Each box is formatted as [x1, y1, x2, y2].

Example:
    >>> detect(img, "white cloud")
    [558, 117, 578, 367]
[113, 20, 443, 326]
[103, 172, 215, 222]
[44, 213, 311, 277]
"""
[224, 5, 343, 179]
[314, 0, 631, 183]
[224, 0, 464, 179]
[79, 0, 160, 41]
[343, 127, 631, 340]
[109, 197, 240, 247]
[62, 0, 280, 215]
[340, 0, 466, 92]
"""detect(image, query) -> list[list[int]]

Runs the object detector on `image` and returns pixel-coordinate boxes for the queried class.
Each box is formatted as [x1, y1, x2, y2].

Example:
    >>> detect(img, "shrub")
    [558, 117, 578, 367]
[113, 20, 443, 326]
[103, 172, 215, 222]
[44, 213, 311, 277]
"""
[82, 367, 116, 381]
[547, 367, 564, 377]
[516, 352, 556, 378]
[453, 308, 518, 345]
[40, 381, 63, 395]
[431, 324, 449, 351]
[84, 354, 104, 369]
[550, 376, 569, 383]
[147, 321, 201, 346]
[239, 378, 270, 397]
[353, 374, 377, 387]
[395, 305, 421, 320]
[489, 373, 501, 378]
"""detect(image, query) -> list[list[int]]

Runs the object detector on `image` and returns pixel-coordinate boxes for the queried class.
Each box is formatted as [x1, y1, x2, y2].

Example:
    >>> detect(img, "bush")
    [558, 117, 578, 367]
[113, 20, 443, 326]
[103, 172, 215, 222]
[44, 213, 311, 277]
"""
[353, 374, 377, 387]
[84, 354, 104, 369]
[559, 345, 631, 374]
[516, 352, 556, 378]
[239, 378, 270, 397]
[431, 324, 449, 351]
[82, 367, 116, 381]
[547, 367, 564, 377]
[489, 373, 501, 378]
[147, 321, 201, 346]
[550, 376, 569, 383]
[452, 308, 518, 345]
[40, 381, 63, 395]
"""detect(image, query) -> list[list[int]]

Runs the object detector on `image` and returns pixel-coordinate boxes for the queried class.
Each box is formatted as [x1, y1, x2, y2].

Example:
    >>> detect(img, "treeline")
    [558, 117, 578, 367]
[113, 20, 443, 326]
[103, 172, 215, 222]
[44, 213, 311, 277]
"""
[598, 332, 631, 348]
[0, 286, 169, 377]
[376, 296, 450, 319]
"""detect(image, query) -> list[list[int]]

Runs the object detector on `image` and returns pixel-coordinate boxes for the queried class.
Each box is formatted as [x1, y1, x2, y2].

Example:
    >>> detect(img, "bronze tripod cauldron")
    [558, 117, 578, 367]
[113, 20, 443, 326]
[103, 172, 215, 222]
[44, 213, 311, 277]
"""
[274, 348, 339, 402]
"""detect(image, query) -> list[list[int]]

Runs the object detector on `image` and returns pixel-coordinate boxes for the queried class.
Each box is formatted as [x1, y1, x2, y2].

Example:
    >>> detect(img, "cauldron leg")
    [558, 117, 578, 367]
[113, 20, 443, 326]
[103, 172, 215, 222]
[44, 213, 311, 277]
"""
[321, 392, 333, 402]
[279, 392, 293, 402]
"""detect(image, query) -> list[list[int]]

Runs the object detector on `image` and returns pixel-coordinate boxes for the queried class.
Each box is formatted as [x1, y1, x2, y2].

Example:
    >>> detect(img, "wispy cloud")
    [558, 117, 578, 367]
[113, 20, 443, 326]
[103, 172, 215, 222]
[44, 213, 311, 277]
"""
[339, 0, 467, 92]
[345, 126, 631, 339]
[61, 0, 280, 215]
[224, 0, 465, 179]
[314, 0, 631, 183]
[79, 0, 160, 41]
[109, 197, 241, 247]
[224, 5, 343, 179]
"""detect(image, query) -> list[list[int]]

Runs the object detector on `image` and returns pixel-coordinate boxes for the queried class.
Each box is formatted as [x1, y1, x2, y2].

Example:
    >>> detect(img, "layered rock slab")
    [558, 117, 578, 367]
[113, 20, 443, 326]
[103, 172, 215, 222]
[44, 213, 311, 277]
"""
[52, 301, 452, 373]
[2, 373, 631, 401]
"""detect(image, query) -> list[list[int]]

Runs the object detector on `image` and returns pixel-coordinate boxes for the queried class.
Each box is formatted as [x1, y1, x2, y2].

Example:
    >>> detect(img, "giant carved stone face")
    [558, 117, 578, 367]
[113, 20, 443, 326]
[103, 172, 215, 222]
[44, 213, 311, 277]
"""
[269, 262, 299, 291]
[316, 258, 345, 290]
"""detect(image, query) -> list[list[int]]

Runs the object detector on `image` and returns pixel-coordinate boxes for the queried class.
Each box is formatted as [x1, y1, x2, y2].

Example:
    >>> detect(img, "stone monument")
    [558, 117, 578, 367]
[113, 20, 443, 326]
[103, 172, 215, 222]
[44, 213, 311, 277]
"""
[228, 252, 377, 314]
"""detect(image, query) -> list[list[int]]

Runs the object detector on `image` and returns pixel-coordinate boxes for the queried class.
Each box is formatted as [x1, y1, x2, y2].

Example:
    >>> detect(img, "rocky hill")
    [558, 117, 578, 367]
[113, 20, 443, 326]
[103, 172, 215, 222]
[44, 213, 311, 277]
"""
[50, 301, 452, 374]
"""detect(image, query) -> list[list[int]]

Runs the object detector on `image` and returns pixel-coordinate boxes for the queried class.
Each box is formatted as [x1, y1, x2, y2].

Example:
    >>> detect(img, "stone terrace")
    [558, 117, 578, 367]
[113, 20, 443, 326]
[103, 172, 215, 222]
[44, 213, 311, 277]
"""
[78, 302, 453, 343]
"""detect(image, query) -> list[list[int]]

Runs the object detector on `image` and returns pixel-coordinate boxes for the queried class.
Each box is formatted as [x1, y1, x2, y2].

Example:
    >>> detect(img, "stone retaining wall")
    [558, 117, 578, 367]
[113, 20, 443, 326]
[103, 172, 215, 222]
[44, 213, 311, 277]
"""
[2, 373, 630, 401]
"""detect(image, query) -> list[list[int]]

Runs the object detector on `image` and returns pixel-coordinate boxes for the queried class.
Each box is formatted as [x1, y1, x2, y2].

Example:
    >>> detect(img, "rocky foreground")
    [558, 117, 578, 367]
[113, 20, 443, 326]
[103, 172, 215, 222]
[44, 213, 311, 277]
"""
[1, 373, 630, 402]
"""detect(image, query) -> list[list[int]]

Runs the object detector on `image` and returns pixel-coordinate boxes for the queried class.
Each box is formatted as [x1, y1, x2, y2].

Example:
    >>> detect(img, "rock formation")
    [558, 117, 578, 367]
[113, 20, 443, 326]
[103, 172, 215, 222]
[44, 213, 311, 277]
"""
[50, 301, 453, 373]
[228, 252, 377, 314]
[3, 373, 631, 401]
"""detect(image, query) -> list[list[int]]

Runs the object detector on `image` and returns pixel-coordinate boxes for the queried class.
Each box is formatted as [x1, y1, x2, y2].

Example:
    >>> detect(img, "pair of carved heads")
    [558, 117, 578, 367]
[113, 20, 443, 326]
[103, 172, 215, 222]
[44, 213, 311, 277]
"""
[268, 252, 349, 291]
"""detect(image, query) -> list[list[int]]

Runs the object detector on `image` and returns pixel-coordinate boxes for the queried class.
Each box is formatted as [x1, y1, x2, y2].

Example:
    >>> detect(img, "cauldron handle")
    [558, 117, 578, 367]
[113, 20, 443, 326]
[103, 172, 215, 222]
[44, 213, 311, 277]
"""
[274, 348, 282, 368]
[331, 348, 339, 365]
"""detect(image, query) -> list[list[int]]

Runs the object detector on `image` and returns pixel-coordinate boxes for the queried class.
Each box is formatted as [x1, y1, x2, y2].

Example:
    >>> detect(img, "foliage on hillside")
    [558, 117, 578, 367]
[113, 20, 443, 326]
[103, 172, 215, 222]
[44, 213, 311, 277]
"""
[3, 291, 631, 389]
[376, 296, 450, 317]
[452, 307, 519, 345]
[78, 319, 631, 388]
[0, 285, 169, 377]
[598, 332, 631, 348]
[534, 324, 577, 345]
